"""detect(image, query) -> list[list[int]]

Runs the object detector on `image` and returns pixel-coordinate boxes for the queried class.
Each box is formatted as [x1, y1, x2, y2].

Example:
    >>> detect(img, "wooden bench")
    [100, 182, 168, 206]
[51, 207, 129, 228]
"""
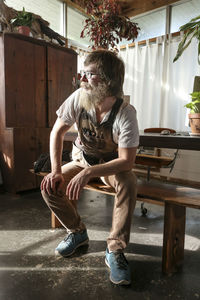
[32, 170, 200, 275]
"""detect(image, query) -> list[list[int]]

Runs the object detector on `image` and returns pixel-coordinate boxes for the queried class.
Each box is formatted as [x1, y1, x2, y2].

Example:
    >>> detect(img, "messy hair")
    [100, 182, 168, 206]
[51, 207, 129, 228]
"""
[84, 50, 125, 97]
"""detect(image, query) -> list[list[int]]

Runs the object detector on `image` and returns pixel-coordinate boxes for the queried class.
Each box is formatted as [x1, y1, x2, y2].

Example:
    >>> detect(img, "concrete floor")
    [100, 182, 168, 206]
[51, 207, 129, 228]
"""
[0, 186, 200, 300]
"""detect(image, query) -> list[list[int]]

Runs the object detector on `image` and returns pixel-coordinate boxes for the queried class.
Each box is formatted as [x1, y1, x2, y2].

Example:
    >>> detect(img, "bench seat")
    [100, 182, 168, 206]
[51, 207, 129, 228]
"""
[31, 169, 200, 275]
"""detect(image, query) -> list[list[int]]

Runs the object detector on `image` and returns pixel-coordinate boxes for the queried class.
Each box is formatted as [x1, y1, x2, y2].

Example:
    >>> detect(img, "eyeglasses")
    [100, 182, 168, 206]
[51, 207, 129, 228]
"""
[80, 71, 100, 79]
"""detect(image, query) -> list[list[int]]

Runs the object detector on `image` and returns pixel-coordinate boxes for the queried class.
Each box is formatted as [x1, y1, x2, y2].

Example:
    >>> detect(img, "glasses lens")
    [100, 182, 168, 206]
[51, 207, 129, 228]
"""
[81, 71, 99, 79]
[81, 71, 90, 79]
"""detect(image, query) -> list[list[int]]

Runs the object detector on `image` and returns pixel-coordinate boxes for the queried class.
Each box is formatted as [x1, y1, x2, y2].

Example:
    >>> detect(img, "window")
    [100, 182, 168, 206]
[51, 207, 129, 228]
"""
[171, 0, 200, 33]
[6, 0, 63, 33]
[131, 9, 166, 42]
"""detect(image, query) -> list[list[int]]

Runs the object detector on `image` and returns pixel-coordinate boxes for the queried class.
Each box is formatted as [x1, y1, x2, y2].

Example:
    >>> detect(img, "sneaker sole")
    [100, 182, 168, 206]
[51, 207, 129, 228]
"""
[55, 238, 89, 257]
[105, 258, 131, 286]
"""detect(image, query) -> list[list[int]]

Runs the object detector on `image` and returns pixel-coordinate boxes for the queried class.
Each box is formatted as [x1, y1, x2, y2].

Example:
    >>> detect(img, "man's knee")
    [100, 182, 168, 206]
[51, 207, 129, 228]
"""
[41, 189, 64, 206]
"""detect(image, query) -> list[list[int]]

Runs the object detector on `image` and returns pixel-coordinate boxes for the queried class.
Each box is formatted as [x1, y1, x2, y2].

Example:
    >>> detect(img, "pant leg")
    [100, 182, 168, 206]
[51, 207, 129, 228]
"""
[103, 170, 137, 252]
[41, 161, 86, 232]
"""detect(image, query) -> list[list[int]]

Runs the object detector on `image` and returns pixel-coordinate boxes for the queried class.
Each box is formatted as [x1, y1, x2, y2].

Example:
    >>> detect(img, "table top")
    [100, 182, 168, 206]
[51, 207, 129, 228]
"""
[139, 132, 200, 151]
[64, 131, 200, 151]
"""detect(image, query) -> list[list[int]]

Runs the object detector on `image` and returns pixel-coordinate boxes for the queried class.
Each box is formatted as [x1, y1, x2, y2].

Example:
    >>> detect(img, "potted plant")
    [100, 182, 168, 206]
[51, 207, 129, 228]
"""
[79, 0, 140, 49]
[173, 15, 200, 135]
[12, 7, 34, 36]
[185, 92, 200, 135]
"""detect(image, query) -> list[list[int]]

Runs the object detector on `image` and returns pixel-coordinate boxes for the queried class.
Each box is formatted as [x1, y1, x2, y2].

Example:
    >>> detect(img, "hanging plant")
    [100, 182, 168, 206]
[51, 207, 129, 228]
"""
[79, 0, 140, 49]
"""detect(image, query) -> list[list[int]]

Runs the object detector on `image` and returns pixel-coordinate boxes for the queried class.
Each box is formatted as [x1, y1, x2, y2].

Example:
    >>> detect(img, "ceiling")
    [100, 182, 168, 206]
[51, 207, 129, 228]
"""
[64, 0, 183, 18]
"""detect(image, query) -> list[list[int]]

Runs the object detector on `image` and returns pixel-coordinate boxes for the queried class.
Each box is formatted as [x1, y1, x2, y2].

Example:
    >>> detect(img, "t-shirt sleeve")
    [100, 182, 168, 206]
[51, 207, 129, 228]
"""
[56, 89, 81, 126]
[117, 105, 139, 148]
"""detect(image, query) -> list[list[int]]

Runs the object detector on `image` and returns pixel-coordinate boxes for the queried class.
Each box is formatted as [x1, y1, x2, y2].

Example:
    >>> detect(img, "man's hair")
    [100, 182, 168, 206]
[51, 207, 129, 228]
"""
[84, 49, 125, 97]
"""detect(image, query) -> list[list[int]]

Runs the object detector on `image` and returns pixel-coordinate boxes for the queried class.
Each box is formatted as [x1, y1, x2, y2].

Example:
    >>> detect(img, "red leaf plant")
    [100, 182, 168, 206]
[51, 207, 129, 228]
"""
[79, 0, 140, 49]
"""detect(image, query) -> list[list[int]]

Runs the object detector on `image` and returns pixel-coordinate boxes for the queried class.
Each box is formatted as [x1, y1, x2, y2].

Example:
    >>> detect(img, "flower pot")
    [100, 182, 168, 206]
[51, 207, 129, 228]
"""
[188, 113, 200, 135]
[18, 26, 30, 36]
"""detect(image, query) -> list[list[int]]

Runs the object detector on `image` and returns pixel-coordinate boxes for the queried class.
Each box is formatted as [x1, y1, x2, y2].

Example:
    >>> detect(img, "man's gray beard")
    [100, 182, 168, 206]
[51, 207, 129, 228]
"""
[79, 82, 109, 110]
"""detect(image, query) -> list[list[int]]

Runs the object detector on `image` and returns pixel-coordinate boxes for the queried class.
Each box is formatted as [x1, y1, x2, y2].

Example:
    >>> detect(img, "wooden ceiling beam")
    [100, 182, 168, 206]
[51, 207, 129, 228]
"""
[119, 0, 184, 17]
[61, 0, 184, 18]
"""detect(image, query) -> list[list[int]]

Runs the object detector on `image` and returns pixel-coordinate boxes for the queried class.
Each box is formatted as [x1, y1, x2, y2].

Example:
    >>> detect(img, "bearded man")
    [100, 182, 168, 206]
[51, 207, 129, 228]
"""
[41, 49, 139, 285]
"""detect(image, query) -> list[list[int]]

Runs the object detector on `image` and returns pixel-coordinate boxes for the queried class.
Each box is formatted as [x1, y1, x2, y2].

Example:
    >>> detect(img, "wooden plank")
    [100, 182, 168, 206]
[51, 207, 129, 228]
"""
[0, 35, 5, 132]
[0, 129, 15, 192]
[47, 45, 77, 127]
[85, 182, 115, 195]
[51, 213, 63, 228]
[14, 128, 37, 192]
[135, 154, 173, 167]
[139, 133, 200, 151]
[32, 171, 200, 209]
[63, 0, 183, 18]
[121, 0, 183, 17]
[4, 34, 46, 127]
[137, 179, 200, 209]
[162, 203, 186, 274]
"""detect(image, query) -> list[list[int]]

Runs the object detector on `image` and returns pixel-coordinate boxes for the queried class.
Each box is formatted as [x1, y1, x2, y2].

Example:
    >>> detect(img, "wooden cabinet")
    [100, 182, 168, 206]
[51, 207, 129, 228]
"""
[47, 46, 77, 126]
[0, 33, 77, 192]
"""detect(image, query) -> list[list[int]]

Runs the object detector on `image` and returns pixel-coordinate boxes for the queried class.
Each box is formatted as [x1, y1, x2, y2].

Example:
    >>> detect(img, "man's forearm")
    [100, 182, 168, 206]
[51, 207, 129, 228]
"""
[49, 119, 71, 174]
[50, 130, 64, 173]
[84, 158, 133, 179]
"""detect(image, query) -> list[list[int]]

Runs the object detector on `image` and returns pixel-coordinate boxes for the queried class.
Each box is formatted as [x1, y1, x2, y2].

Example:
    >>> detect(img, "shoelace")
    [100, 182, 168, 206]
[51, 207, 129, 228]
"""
[64, 233, 75, 245]
[114, 252, 129, 270]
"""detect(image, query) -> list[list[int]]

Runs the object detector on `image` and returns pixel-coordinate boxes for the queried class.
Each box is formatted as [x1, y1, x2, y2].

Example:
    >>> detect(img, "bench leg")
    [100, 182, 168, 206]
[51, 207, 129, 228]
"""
[162, 202, 186, 274]
[51, 212, 63, 228]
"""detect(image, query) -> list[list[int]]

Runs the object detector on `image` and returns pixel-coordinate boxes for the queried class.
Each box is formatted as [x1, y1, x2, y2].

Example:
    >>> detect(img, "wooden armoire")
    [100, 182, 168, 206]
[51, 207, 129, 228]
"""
[0, 33, 77, 193]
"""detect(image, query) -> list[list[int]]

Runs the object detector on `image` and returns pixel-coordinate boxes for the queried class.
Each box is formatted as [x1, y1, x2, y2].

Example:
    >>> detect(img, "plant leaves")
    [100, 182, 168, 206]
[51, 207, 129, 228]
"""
[173, 27, 198, 62]
[79, 0, 140, 49]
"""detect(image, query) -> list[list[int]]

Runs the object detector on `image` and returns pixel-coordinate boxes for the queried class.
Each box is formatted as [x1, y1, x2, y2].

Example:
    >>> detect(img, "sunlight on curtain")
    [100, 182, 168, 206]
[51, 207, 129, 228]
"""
[119, 38, 163, 130]
[119, 36, 200, 131]
[160, 35, 200, 131]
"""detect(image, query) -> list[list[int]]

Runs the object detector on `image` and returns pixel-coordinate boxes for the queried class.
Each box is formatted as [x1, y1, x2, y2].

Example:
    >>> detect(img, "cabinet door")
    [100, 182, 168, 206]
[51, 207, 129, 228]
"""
[13, 127, 52, 192]
[0, 129, 15, 192]
[13, 127, 37, 192]
[4, 34, 47, 128]
[47, 46, 77, 127]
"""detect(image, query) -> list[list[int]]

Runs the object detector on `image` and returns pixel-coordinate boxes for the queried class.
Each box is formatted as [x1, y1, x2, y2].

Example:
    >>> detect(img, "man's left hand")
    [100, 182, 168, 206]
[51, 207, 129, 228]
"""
[66, 169, 90, 200]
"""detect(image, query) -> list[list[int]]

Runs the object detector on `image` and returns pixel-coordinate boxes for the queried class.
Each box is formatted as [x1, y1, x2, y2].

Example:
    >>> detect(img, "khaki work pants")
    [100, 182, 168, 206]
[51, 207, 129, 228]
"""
[41, 161, 137, 252]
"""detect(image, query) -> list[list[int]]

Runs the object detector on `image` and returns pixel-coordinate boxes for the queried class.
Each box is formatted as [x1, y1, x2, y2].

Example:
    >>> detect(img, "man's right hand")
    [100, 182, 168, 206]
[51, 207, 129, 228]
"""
[40, 172, 65, 195]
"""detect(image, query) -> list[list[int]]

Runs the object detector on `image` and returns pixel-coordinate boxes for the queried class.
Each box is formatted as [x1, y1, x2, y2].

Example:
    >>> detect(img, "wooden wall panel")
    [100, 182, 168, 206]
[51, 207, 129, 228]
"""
[64, 0, 183, 18]
[13, 127, 37, 192]
[121, 0, 183, 17]
[4, 34, 46, 128]
[0, 129, 15, 191]
[0, 35, 5, 132]
[47, 46, 77, 127]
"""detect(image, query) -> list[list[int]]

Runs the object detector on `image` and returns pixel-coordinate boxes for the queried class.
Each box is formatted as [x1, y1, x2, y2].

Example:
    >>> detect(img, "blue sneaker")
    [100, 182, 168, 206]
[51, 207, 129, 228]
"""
[105, 248, 131, 285]
[55, 230, 89, 257]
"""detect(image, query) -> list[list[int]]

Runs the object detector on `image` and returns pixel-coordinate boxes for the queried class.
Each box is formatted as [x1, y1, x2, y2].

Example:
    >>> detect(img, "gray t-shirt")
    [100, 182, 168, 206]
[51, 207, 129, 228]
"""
[56, 88, 139, 148]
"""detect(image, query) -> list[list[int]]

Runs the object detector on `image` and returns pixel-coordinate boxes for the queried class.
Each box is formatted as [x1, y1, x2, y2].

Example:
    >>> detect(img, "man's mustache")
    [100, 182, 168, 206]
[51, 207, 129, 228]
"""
[80, 82, 92, 89]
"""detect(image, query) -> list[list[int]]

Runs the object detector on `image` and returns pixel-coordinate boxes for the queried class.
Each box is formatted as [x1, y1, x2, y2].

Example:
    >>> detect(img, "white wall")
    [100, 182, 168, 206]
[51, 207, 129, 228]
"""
[6, 0, 63, 33]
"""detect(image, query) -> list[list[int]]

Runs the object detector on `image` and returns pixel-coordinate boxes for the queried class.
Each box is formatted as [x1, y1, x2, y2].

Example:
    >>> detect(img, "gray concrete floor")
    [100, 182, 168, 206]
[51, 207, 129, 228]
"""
[0, 187, 200, 300]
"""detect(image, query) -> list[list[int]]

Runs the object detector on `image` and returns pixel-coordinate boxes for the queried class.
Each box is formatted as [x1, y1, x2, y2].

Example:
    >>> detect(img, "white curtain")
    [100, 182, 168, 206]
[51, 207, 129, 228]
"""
[119, 35, 200, 131]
